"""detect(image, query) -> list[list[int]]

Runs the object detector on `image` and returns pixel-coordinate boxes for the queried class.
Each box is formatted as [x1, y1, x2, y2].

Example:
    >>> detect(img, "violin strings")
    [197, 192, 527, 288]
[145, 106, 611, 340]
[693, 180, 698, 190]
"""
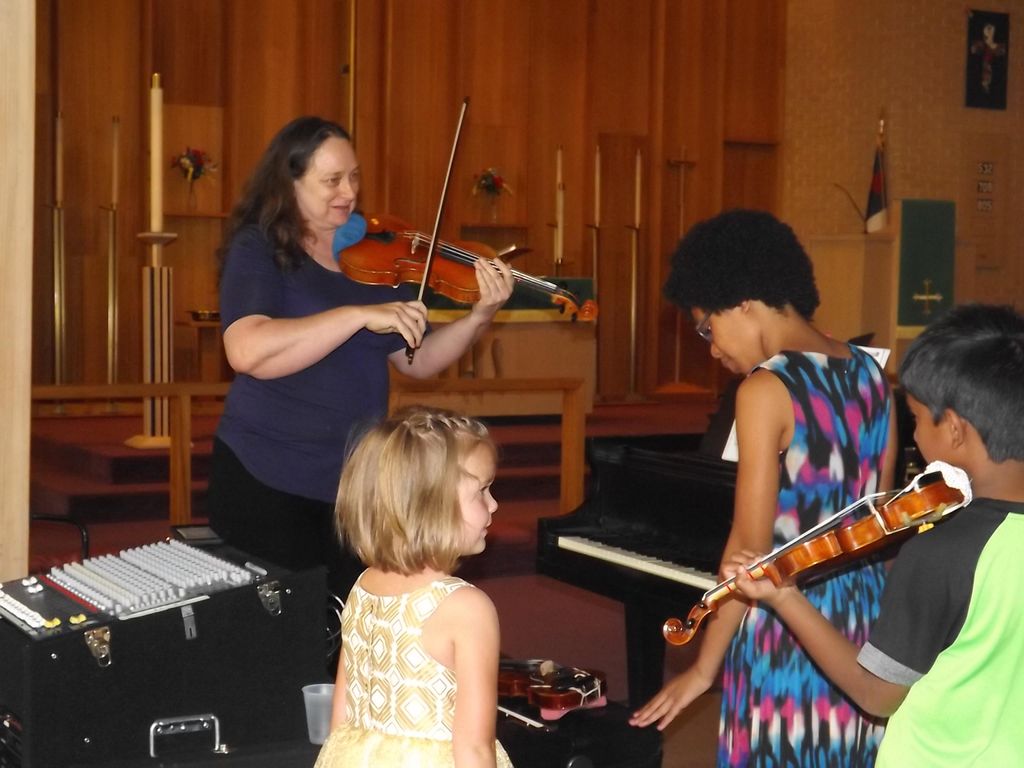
[702, 489, 895, 600]
[399, 230, 565, 295]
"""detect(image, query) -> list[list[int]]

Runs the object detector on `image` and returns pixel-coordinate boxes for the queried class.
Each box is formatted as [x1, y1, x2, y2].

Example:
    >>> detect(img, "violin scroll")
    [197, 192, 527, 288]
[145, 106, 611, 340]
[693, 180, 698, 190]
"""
[572, 299, 599, 322]
[663, 607, 710, 647]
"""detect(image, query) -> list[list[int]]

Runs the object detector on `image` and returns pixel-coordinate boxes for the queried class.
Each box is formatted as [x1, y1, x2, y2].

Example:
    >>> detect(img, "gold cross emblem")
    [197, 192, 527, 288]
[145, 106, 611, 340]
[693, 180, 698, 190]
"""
[912, 278, 944, 315]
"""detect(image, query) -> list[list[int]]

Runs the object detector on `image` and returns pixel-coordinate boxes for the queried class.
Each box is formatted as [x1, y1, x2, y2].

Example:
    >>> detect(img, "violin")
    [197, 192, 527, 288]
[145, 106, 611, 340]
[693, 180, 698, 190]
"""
[338, 213, 598, 321]
[498, 658, 606, 713]
[498, 658, 545, 698]
[663, 467, 968, 647]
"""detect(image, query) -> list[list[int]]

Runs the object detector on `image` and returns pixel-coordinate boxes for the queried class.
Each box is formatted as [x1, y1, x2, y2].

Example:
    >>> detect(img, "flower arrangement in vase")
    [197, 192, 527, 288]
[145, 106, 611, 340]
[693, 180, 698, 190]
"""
[171, 147, 217, 209]
[472, 167, 513, 222]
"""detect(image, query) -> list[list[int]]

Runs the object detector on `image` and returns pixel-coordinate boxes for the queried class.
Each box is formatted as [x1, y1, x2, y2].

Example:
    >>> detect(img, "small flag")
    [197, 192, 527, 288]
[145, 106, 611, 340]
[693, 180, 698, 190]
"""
[865, 124, 887, 233]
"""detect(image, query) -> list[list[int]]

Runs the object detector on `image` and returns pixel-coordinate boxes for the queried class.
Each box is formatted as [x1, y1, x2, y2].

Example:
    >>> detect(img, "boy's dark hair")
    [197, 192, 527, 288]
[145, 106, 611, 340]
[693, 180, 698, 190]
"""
[662, 208, 820, 319]
[899, 303, 1024, 462]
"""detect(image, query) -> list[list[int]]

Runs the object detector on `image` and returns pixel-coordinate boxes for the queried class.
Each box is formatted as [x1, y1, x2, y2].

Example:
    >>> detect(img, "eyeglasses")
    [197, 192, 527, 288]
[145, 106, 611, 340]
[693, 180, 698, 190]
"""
[695, 312, 713, 342]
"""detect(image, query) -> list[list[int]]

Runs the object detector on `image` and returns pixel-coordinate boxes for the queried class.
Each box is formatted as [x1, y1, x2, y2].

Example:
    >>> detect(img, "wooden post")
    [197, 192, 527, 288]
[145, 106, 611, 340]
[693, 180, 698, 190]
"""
[0, 0, 35, 580]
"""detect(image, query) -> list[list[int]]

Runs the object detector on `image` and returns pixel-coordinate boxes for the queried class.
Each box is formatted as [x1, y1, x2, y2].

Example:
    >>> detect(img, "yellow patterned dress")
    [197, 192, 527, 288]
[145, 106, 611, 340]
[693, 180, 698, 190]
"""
[315, 575, 514, 768]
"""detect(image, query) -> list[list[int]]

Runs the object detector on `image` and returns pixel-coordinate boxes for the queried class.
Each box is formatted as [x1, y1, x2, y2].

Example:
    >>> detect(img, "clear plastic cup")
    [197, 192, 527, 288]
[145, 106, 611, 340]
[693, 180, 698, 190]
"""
[302, 683, 335, 745]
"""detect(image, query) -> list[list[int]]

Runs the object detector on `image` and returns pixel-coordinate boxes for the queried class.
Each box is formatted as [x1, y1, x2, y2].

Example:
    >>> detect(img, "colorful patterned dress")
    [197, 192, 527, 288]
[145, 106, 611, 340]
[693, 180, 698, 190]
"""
[718, 346, 891, 767]
[315, 575, 514, 768]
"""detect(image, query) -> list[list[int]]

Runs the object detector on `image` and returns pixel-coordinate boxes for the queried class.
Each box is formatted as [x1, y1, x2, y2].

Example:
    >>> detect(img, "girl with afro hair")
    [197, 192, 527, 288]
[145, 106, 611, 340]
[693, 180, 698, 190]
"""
[631, 209, 897, 767]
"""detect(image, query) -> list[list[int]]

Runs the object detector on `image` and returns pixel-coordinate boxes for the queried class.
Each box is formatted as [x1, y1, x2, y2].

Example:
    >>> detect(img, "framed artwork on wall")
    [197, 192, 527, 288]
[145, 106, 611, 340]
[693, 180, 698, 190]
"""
[965, 10, 1010, 110]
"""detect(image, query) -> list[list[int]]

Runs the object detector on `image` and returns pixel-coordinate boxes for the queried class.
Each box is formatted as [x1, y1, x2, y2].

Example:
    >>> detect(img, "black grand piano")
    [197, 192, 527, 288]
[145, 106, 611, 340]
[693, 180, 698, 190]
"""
[537, 377, 922, 709]
[537, 433, 735, 708]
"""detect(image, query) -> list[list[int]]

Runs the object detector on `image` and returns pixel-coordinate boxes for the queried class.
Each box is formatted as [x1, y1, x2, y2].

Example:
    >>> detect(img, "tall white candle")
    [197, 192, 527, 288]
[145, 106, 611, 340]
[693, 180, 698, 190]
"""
[111, 116, 120, 208]
[55, 111, 64, 207]
[634, 149, 642, 228]
[149, 74, 163, 232]
[594, 145, 601, 228]
[556, 187, 565, 265]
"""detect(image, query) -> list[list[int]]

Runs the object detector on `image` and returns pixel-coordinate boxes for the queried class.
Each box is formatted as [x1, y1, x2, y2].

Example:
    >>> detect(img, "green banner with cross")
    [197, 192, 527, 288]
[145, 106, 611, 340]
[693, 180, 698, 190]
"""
[898, 199, 956, 327]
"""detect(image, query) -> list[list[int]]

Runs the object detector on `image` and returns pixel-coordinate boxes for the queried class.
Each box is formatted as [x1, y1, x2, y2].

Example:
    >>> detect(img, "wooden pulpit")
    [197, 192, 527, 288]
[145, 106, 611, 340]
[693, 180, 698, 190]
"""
[390, 277, 597, 416]
[808, 199, 956, 371]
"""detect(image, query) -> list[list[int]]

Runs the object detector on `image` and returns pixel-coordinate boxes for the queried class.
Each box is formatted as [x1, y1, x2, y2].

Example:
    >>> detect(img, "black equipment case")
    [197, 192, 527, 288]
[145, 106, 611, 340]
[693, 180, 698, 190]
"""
[497, 701, 662, 768]
[0, 551, 326, 768]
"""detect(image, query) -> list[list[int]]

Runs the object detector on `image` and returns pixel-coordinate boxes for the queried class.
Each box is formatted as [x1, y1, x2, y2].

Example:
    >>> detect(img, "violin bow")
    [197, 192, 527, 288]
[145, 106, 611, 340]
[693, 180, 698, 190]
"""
[406, 97, 470, 364]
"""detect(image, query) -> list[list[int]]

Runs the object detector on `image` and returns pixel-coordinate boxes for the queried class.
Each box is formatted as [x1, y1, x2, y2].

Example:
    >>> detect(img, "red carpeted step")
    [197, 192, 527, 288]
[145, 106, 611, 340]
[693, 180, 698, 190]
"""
[28, 401, 714, 573]
[30, 465, 208, 521]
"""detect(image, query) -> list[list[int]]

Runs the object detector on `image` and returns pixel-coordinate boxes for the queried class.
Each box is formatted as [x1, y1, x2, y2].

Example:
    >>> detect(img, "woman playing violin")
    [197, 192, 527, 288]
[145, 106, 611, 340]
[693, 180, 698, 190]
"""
[629, 209, 897, 767]
[206, 116, 514, 600]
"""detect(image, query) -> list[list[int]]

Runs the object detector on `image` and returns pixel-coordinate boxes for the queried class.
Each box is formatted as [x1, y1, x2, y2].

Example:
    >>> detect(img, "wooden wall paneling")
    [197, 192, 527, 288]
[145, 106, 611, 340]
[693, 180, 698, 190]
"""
[164, 216, 223, 317]
[377, 3, 461, 232]
[595, 133, 647, 399]
[164, 212, 223, 364]
[296, 0, 350, 125]
[164, 105, 225, 217]
[30, 0, 790, 405]
[652, 1, 709, 394]
[723, 0, 784, 144]
[166, 214, 224, 378]
[225, 1, 305, 203]
[673, 0, 727, 226]
[638, 0, 668, 396]
[587, 0, 652, 400]
[52, 0, 145, 384]
[650, 0, 729, 396]
[721, 142, 779, 212]
[222, 0, 349, 201]
[523, 0, 588, 280]
[151, 2, 227, 389]
[152, 0, 225, 107]
[587, 1, 652, 136]
[351, 0, 388, 208]
[457, 0, 532, 253]
[33, 0, 57, 386]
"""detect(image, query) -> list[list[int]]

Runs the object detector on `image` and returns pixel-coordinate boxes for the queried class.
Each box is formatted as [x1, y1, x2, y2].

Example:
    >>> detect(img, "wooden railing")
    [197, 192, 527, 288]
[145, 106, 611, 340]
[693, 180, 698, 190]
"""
[390, 376, 586, 514]
[31, 376, 586, 529]
[32, 383, 230, 526]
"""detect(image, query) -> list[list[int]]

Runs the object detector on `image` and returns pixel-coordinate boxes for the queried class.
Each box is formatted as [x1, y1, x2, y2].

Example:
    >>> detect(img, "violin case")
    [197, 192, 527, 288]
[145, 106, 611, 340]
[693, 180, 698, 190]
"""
[497, 701, 662, 768]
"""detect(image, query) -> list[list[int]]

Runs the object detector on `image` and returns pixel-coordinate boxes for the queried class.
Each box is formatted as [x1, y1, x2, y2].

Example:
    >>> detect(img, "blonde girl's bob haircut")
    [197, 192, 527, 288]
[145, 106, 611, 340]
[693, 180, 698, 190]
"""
[336, 406, 496, 575]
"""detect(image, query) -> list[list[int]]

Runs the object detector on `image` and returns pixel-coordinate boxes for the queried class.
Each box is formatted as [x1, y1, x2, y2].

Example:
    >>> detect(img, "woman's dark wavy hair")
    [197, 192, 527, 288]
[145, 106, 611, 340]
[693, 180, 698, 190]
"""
[899, 303, 1024, 463]
[218, 116, 351, 276]
[662, 208, 820, 319]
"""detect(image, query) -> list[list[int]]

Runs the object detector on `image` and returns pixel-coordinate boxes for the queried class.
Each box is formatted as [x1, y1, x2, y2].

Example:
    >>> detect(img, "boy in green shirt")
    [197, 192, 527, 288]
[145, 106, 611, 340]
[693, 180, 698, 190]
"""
[729, 303, 1024, 765]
